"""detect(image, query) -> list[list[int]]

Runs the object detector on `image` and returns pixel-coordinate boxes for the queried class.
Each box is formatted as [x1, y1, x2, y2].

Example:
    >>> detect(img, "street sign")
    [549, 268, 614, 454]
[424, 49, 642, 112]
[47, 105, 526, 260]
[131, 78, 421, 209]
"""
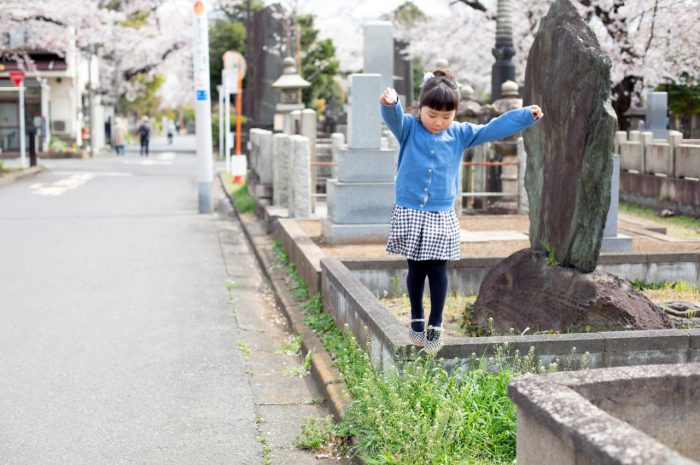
[9, 71, 25, 87]
[222, 51, 246, 79]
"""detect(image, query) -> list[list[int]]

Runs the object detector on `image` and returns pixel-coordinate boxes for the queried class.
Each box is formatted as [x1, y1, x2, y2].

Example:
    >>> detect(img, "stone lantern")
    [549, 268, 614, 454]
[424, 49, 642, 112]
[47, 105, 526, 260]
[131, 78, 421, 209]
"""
[271, 57, 310, 131]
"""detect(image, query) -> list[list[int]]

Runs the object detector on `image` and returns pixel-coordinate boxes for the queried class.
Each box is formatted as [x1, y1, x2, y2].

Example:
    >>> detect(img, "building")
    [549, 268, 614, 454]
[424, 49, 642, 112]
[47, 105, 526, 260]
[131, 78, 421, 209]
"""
[0, 28, 108, 155]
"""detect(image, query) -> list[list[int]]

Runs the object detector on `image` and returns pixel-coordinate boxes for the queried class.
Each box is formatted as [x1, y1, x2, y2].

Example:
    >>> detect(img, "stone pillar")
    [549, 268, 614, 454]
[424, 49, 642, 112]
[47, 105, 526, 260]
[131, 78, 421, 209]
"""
[290, 135, 311, 218]
[272, 133, 290, 207]
[300, 109, 317, 211]
[668, 130, 683, 177]
[640, 131, 653, 174]
[491, 0, 516, 101]
[517, 137, 528, 214]
[363, 21, 394, 90]
[251, 130, 274, 198]
[646, 91, 668, 140]
[614, 131, 627, 155]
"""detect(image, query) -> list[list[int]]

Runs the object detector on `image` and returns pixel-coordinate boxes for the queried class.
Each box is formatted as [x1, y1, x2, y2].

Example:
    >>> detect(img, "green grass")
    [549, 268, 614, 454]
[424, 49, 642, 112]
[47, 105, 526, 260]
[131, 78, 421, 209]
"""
[221, 173, 256, 214]
[271, 240, 591, 465]
[620, 202, 700, 238]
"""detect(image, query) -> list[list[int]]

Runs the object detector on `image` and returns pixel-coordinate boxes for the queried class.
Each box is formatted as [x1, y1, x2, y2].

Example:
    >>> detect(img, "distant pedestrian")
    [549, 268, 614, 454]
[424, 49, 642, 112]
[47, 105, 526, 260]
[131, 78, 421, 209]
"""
[138, 116, 151, 156]
[380, 68, 543, 355]
[112, 117, 127, 156]
[165, 119, 176, 145]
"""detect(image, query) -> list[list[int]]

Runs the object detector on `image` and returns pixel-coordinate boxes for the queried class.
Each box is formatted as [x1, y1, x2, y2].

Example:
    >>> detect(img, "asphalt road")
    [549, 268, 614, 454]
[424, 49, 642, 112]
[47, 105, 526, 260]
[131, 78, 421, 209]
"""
[0, 149, 260, 464]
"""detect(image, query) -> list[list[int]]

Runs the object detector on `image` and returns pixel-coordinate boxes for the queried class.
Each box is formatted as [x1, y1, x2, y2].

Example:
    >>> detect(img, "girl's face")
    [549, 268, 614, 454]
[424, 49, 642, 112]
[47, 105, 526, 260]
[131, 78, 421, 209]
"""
[419, 106, 456, 134]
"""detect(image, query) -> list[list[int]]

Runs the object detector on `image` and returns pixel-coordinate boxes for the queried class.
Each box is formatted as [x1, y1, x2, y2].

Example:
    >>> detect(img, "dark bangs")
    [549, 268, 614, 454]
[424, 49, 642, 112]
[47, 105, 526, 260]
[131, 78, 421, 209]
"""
[419, 85, 459, 112]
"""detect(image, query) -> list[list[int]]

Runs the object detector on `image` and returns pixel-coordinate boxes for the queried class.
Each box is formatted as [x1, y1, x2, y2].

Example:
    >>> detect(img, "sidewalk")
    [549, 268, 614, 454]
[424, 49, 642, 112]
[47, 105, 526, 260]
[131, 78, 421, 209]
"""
[213, 180, 339, 465]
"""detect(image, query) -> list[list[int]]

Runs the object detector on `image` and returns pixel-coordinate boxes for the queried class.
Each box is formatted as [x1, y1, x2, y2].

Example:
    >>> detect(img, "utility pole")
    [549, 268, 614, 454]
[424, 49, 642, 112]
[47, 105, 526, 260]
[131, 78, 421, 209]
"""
[193, 0, 214, 213]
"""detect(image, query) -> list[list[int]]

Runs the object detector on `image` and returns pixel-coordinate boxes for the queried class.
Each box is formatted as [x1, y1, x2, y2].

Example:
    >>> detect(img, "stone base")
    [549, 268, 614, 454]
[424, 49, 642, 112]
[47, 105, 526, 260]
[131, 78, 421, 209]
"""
[337, 148, 397, 182]
[473, 248, 673, 333]
[601, 234, 633, 253]
[322, 219, 389, 244]
[326, 179, 394, 224]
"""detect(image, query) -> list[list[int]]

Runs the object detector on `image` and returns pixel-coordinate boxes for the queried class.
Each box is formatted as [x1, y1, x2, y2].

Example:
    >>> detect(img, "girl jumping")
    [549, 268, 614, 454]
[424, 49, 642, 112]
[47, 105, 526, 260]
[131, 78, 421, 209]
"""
[380, 68, 543, 355]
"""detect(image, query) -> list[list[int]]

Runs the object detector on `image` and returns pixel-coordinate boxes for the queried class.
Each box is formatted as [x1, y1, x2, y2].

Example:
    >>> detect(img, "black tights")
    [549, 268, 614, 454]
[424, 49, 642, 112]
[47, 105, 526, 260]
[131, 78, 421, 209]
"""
[406, 259, 448, 332]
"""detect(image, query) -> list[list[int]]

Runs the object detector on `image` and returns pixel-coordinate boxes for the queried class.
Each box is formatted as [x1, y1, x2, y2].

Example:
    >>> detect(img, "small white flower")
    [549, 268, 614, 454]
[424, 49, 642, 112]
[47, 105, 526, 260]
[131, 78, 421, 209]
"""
[422, 72, 435, 84]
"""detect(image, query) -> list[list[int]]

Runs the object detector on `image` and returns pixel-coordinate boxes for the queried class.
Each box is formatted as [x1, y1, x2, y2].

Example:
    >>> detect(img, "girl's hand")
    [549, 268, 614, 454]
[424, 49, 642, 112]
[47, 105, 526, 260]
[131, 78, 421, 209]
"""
[530, 105, 544, 120]
[380, 87, 398, 105]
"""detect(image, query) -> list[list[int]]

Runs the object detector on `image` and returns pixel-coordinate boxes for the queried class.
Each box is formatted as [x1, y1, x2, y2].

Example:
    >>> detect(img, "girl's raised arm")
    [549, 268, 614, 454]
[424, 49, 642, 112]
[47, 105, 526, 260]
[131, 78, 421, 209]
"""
[459, 106, 542, 148]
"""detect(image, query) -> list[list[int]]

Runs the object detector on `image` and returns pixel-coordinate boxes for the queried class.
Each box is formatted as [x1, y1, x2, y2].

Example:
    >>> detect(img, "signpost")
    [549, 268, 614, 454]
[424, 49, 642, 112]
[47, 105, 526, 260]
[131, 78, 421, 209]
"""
[192, 0, 213, 213]
[9, 71, 26, 168]
[222, 50, 246, 183]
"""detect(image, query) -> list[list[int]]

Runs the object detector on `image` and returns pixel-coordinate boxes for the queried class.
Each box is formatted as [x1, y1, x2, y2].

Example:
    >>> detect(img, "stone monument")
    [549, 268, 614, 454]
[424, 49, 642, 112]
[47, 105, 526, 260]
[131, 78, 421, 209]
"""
[472, 0, 672, 333]
[322, 21, 398, 244]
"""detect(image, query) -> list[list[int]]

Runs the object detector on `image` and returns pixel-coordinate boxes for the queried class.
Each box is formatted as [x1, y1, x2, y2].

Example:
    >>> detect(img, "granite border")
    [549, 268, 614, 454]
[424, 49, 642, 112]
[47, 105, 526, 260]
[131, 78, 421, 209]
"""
[508, 364, 700, 465]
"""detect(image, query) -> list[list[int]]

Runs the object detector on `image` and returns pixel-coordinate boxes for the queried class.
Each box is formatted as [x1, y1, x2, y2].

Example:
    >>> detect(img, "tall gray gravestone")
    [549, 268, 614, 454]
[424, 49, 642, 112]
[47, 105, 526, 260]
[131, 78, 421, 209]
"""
[363, 21, 394, 89]
[646, 91, 668, 140]
[322, 74, 397, 244]
[472, 0, 672, 334]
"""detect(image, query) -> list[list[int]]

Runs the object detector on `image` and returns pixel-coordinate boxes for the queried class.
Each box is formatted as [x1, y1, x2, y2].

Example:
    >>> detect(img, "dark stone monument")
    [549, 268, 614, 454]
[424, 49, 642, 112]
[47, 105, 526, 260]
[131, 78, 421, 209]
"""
[523, 0, 617, 273]
[246, 4, 296, 129]
[472, 0, 672, 333]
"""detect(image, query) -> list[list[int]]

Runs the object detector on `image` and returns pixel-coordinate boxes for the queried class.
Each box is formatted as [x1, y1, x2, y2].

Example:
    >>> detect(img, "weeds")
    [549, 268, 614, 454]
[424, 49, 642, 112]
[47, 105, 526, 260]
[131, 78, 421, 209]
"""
[540, 240, 559, 266]
[236, 340, 250, 360]
[296, 415, 348, 455]
[276, 335, 302, 356]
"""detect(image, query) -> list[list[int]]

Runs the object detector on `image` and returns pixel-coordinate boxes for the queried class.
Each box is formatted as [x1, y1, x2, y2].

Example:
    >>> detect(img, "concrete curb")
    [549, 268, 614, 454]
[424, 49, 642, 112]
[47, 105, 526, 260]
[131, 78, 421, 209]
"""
[0, 166, 43, 188]
[217, 173, 348, 421]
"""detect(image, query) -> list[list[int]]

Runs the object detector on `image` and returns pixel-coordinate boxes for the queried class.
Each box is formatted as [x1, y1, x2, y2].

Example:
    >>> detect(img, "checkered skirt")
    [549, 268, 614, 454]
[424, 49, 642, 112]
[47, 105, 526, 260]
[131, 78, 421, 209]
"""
[386, 205, 461, 261]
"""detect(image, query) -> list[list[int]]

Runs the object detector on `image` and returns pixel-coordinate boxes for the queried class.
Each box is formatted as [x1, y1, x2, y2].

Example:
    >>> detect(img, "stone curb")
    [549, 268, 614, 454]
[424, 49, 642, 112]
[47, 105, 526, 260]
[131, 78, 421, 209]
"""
[0, 166, 43, 188]
[217, 173, 348, 422]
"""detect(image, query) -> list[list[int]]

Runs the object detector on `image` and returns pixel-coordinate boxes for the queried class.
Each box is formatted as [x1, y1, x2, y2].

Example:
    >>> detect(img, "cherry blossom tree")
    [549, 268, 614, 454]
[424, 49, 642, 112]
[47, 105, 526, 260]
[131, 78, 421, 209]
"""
[393, 0, 700, 121]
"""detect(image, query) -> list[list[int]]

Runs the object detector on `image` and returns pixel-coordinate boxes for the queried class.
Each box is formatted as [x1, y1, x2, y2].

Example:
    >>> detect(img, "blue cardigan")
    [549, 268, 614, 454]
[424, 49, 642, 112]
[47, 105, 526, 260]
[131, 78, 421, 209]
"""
[381, 101, 540, 211]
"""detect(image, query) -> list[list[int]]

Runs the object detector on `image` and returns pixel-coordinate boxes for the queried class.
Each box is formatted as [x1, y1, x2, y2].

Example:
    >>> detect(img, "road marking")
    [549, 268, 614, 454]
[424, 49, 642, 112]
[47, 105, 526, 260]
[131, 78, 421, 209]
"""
[30, 173, 96, 196]
[29, 172, 131, 196]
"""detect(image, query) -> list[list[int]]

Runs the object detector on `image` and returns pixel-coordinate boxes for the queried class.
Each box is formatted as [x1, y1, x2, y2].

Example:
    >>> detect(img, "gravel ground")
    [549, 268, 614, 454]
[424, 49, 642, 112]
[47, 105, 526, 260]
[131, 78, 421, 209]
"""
[298, 212, 700, 259]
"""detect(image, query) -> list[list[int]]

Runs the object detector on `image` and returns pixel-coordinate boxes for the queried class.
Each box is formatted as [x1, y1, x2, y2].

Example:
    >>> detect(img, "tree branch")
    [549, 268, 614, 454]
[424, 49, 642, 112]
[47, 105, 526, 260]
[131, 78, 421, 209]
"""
[451, 0, 488, 13]
[122, 42, 185, 80]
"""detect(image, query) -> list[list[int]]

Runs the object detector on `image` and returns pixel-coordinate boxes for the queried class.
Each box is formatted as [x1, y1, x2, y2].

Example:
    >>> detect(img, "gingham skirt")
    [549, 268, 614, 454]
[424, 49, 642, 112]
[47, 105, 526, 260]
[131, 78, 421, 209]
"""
[386, 205, 461, 261]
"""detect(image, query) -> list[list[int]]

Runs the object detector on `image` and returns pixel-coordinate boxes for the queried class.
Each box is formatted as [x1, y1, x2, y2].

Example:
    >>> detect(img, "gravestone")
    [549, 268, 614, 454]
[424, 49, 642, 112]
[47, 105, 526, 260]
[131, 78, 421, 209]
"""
[363, 21, 394, 89]
[322, 74, 397, 244]
[601, 154, 632, 252]
[472, 0, 671, 333]
[646, 91, 668, 140]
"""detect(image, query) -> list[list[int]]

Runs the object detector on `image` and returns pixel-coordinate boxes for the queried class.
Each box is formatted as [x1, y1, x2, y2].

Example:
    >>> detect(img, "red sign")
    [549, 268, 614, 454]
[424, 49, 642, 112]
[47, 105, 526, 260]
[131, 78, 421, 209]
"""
[9, 71, 25, 87]
[194, 0, 204, 15]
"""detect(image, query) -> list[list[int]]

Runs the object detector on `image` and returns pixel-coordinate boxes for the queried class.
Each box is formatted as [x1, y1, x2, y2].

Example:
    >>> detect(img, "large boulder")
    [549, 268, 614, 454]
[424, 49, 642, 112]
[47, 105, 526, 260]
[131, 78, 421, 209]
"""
[523, 0, 618, 273]
[472, 249, 674, 333]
